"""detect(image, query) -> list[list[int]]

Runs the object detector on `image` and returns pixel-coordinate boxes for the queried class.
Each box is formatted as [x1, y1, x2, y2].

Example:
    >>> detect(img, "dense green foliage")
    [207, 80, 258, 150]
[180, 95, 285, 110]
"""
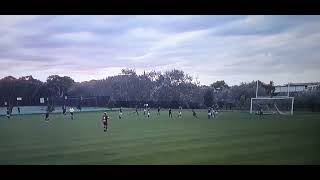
[0, 69, 319, 110]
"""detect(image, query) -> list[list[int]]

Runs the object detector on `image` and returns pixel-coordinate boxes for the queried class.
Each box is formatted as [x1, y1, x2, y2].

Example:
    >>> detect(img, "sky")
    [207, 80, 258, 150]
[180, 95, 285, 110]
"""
[0, 15, 320, 86]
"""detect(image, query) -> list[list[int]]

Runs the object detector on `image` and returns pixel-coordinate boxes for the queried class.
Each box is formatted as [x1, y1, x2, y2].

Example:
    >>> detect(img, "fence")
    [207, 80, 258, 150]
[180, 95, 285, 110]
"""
[0, 106, 113, 115]
[0, 96, 110, 107]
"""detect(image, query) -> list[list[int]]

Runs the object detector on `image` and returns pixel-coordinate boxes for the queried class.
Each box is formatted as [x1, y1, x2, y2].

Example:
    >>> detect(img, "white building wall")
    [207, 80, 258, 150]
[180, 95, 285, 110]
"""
[295, 86, 305, 91]
[275, 85, 305, 93]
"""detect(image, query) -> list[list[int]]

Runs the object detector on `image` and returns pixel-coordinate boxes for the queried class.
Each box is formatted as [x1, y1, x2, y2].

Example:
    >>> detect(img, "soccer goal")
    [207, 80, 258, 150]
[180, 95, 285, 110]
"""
[250, 81, 294, 115]
[65, 96, 98, 107]
[250, 97, 294, 115]
[81, 96, 98, 107]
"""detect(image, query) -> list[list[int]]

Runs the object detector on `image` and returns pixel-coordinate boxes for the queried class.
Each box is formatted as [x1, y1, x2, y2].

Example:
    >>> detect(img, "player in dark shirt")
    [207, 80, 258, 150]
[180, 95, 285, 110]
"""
[192, 109, 198, 119]
[259, 106, 263, 117]
[119, 107, 123, 119]
[17, 107, 20, 114]
[208, 108, 211, 119]
[157, 106, 161, 116]
[62, 106, 66, 115]
[45, 111, 49, 121]
[169, 108, 172, 118]
[77, 103, 82, 112]
[178, 106, 182, 118]
[101, 112, 109, 132]
[6, 108, 10, 119]
[135, 105, 139, 115]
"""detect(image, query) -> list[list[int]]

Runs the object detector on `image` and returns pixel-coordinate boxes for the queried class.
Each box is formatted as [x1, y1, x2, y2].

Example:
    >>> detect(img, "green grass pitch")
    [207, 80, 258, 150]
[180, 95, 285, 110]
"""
[0, 110, 319, 164]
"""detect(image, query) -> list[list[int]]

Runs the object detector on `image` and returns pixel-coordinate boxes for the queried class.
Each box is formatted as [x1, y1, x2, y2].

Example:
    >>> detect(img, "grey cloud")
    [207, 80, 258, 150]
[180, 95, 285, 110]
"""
[0, 15, 319, 85]
[0, 50, 57, 62]
[212, 16, 320, 36]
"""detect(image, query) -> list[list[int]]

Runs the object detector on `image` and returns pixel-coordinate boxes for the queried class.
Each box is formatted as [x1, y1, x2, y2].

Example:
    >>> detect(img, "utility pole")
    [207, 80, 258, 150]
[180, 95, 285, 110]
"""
[256, 80, 259, 98]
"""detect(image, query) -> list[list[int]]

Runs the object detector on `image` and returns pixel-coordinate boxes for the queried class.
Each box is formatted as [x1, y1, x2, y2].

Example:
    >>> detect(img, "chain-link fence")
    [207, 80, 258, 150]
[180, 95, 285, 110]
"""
[0, 96, 111, 115]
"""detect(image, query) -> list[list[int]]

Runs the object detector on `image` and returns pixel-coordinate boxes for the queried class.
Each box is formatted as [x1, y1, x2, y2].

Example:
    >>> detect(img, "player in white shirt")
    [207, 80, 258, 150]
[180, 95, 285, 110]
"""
[147, 107, 150, 118]
[178, 106, 182, 118]
[69, 107, 74, 120]
[119, 107, 123, 119]
[211, 107, 215, 119]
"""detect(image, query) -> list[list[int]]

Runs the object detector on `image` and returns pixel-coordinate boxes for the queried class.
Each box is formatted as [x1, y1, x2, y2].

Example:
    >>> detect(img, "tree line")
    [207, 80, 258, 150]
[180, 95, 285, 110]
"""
[0, 69, 319, 111]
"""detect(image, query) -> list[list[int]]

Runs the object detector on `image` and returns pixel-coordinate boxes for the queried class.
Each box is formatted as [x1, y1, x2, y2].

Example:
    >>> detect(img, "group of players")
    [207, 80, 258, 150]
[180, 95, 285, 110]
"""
[2, 103, 218, 133]
[208, 107, 218, 119]
[101, 105, 219, 132]
[4, 106, 20, 119]
[45, 105, 75, 121]
[1, 103, 75, 121]
[135, 106, 184, 118]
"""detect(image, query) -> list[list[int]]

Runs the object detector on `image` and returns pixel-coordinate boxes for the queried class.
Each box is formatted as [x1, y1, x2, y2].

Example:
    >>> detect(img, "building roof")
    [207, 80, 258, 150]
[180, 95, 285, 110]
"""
[276, 82, 320, 87]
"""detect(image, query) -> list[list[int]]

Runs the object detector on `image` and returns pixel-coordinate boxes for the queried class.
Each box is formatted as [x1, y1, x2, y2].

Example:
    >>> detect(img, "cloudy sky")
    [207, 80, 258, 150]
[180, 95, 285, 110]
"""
[0, 15, 320, 85]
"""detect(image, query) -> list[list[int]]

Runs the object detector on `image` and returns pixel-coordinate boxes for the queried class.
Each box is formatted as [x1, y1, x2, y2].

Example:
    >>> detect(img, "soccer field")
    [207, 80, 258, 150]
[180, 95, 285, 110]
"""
[0, 110, 319, 165]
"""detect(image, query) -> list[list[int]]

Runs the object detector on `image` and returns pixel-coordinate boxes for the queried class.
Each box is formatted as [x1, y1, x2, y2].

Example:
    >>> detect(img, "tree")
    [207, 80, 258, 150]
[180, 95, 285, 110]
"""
[46, 75, 75, 97]
[211, 80, 229, 91]
[203, 89, 213, 107]
[2, 70, 319, 111]
[239, 95, 246, 110]
[121, 68, 137, 76]
[164, 69, 185, 86]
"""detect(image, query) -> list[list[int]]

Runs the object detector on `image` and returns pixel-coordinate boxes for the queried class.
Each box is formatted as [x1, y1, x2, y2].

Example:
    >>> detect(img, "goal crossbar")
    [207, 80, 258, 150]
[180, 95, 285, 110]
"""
[252, 97, 294, 100]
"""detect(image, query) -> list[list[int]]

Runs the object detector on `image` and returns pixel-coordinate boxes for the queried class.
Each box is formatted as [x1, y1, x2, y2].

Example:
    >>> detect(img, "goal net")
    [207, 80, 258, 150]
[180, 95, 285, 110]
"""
[65, 96, 98, 109]
[250, 97, 294, 115]
[81, 97, 98, 107]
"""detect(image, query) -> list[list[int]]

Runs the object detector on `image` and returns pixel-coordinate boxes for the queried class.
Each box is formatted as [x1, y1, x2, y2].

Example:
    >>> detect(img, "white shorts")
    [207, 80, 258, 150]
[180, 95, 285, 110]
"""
[208, 113, 211, 115]
[119, 113, 122, 115]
